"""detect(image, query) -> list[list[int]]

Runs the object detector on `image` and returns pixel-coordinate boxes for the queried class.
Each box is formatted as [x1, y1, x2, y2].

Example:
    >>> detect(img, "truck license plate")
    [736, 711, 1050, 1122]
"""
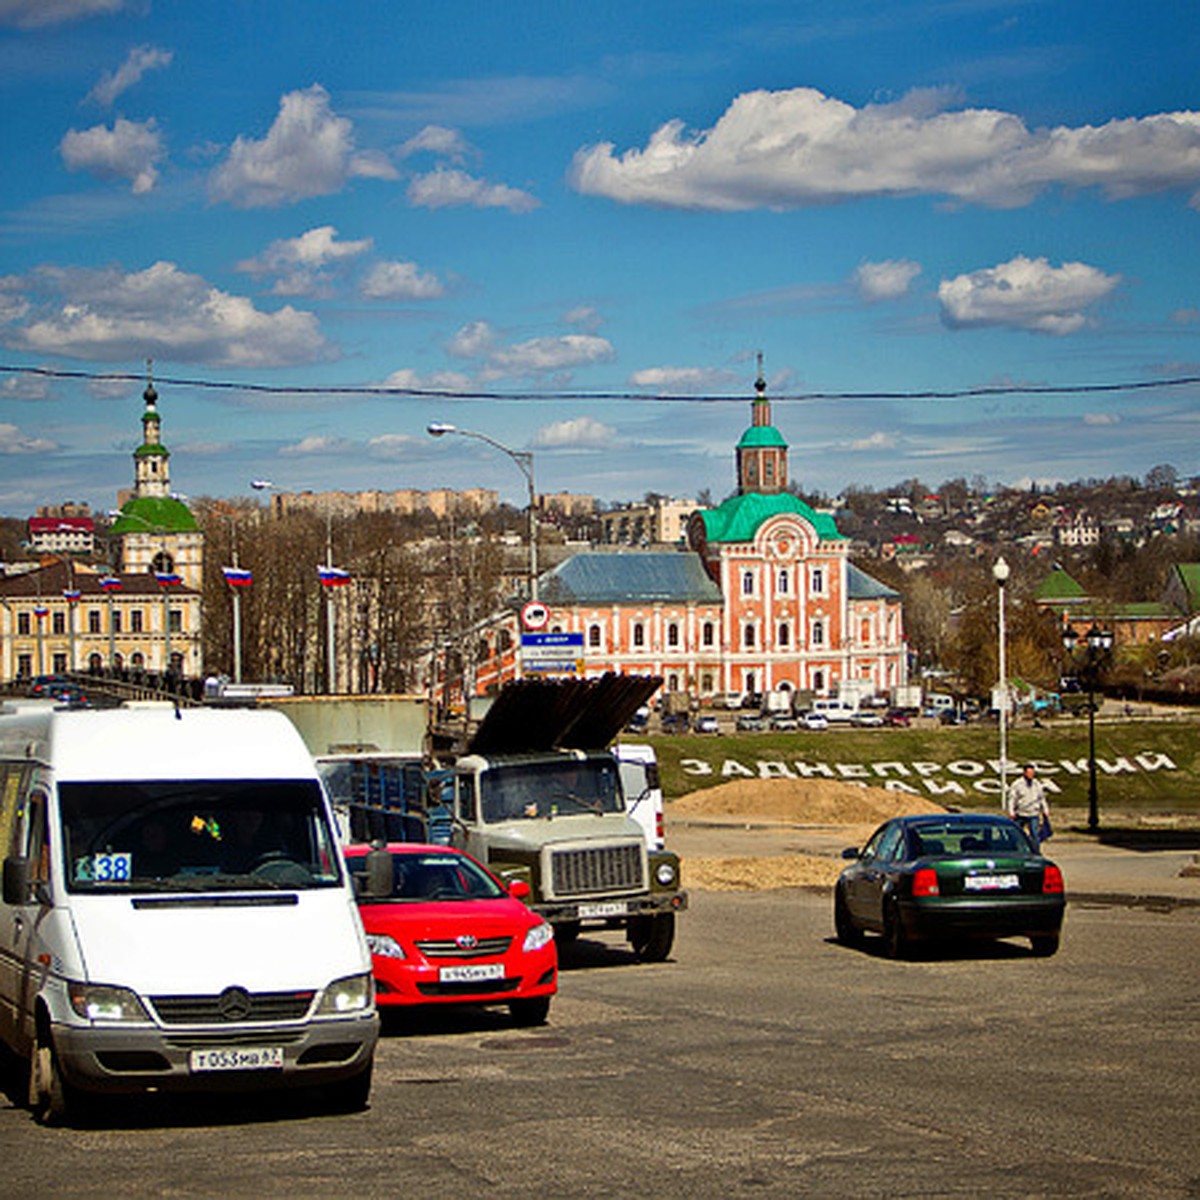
[189, 1046, 284, 1072]
[577, 901, 628, 918]
[439, 963, 504, 983]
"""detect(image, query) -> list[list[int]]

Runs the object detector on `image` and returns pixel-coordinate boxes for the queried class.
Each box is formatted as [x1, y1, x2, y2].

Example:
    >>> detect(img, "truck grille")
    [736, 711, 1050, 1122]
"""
[549, 843, 645, 898]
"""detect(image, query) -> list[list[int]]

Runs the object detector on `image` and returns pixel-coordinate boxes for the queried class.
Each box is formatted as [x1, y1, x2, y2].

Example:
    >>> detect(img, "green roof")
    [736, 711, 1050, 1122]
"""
[1035, 568, 1087, 602]
[698, 492, 845, 543]
[134, 443, 170, 458]
[736, 425, 787, 449]
[109, 494, 198, 535]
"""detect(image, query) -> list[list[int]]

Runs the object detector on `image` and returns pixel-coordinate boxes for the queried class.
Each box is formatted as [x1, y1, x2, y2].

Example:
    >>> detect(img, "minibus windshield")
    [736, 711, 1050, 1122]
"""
[58, 780, 343, 893]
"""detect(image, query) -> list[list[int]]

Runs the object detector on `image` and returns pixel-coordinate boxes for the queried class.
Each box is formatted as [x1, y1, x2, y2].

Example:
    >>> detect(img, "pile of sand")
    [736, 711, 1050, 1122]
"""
[672, 777, 944, 893]
[672, 776, 944, 825]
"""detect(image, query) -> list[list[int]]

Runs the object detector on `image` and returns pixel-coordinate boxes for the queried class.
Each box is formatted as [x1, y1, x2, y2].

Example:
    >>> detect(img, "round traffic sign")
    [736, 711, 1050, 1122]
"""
[521, 600, 549, 630]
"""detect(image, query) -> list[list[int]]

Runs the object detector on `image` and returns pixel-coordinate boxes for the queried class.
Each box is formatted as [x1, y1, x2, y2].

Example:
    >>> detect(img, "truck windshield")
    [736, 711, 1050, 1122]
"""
[479, 759, 624, 823]
[58, 780, 343, 893]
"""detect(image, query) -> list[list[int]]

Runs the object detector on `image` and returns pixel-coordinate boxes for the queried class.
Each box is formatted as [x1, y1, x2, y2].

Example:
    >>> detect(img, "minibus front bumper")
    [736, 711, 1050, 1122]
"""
[53, 1010, 380, 1094]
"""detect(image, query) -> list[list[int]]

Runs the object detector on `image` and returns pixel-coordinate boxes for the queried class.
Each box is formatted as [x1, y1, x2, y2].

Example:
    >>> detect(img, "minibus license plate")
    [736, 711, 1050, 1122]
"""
[439, 963, 504, 983]
[190, 1046, 284, 1072]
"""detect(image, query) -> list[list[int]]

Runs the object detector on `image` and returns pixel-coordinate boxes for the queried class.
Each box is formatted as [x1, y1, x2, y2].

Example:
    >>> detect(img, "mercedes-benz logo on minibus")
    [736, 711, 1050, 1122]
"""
[217, 986, 253, 1021]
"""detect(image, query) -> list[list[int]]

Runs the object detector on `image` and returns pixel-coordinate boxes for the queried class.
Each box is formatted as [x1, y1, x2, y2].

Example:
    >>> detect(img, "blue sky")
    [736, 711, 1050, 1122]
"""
[1, 0, 1198, 516]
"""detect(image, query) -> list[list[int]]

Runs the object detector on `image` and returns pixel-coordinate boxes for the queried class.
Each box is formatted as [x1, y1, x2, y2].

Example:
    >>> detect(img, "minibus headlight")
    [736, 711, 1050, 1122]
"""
[68, 983, 151, 1024]
[317, 972, 374, 1016]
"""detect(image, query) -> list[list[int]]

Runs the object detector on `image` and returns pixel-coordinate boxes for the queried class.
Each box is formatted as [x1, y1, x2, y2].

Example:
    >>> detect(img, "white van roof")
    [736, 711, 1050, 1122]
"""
[0, 706, 317, 783]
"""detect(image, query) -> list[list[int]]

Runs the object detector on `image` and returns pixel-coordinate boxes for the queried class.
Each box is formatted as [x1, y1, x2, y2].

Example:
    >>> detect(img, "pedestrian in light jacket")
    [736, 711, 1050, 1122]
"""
[1006, 763, 1049, 851]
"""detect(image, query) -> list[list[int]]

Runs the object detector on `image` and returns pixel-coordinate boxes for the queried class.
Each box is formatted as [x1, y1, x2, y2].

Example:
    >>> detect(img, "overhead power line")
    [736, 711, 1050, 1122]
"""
[2, 362, 1199, 403]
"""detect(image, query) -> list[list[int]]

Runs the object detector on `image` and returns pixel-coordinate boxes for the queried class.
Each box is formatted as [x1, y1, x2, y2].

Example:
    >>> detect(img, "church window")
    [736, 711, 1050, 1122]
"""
[588, 624, 601, 648]
[811, 567, 824, 594]
[633, 622, 645, 647]
[778, 569, 789, 594]
[743, 623, 756, 648]
[667, 622, 680, 647]
[812, 620, 824, 646]
[741, 570, 754, 596]
[702, 621, 715, 647]
[778, 623, 790, 647]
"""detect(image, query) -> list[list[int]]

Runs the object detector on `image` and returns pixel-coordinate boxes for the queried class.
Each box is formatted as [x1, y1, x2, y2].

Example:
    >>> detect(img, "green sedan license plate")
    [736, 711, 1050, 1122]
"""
[964, 873, 1019, 891]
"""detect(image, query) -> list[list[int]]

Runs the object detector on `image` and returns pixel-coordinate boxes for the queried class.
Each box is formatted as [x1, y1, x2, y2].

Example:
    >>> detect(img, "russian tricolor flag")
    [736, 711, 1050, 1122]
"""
[222, 566, 253, 588]
[99, 576, 122, 591]
[155, 571, 183, 587]
[62, 589, 81, 601]
[317, 565, 351, 588]
[33, 606, 48, 618]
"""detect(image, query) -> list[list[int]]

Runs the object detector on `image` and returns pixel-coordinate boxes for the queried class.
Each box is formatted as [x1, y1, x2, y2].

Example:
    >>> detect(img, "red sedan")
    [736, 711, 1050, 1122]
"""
[343, 843, 557, 1025]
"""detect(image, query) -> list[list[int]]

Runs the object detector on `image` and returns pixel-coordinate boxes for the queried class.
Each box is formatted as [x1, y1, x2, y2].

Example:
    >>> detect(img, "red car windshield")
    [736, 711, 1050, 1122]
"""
[348, 851, 506, 902]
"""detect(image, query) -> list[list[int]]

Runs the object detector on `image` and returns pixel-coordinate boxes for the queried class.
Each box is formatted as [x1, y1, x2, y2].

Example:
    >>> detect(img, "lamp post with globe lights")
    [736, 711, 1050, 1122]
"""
[993, 556, 1011, 804]
[1062, 623, 1114, 833]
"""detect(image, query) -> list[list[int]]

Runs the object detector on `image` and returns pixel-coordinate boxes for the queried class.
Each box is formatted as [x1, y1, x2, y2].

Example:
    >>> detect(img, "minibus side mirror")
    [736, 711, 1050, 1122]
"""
[363, 845, 394, 900]
[3, 856, 30, 906]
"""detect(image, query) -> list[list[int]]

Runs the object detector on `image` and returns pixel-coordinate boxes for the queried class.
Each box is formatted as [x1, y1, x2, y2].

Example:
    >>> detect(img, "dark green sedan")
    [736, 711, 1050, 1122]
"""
[834, 813, 1065, 958]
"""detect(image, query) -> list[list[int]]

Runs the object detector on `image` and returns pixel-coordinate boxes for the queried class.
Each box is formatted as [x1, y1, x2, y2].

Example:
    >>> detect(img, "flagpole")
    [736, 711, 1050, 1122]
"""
[325, 509, 335, 694]
[231, 522, 243, 684]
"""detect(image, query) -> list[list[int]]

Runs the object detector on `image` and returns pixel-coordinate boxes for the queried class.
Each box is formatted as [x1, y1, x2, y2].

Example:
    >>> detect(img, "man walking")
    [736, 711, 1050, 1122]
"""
[1006, 763, 1050, 850]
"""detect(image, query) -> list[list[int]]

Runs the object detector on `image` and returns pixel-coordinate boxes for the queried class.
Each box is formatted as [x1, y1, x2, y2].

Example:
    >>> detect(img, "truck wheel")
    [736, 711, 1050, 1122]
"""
[554, 921, 581, 946]
[629, 913, 675, 962]
[509, 996, 551, 1027]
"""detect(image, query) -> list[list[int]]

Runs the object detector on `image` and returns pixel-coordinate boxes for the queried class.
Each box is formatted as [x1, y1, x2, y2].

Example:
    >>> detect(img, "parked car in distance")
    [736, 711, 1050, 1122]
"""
[344, 843, 557, 1025]
[885, 710, 912, 728]
[834, 813, 1065, 959]
[769, 713, 799, 731]
[693, 714, 722, 734]
[800, 712, 829, 731]
[735, 712, 767, 732]
[852, 711, 884, 727]
[625, 705, 651, 733]
[661, 712, 689, 734]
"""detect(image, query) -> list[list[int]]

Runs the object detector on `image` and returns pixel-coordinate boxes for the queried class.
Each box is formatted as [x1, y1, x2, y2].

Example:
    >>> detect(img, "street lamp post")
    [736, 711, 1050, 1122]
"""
[426, 423, 538, 601]
[992, 556, 1010, 804]
[1062, 623, 1114, 834]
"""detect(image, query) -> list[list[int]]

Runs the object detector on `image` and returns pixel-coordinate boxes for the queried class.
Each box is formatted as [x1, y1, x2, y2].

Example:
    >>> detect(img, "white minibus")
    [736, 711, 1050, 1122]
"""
[0, 702, 378, 1124]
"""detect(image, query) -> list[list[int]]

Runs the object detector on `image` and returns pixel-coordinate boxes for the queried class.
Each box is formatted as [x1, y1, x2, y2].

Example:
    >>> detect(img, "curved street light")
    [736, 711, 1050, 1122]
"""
[426, 422, 538, 601]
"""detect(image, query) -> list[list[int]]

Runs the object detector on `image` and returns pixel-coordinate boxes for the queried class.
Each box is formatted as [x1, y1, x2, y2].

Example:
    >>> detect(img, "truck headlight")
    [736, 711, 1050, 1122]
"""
[366, 933, 405, 959]
[68, 983, 151, 1023]
[522, 921, 554, 953]
[317, 972, 374, 1015]
[655, 861, 677, 886]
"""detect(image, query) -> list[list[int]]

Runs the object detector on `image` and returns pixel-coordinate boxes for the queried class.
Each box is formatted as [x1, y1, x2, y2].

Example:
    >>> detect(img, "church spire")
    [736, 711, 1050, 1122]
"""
[135, 357, 170, 498]
[735, 352, 788, 495]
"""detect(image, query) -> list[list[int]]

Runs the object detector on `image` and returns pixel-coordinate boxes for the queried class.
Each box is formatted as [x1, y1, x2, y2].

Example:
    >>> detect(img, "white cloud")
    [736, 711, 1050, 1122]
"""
[0, 373, 49, 401]
[847, 431, 897, 451]
[381, 367, 472, 392]
[280, 435, 350, 457]
[488, 333, 614, 377]
[86, 44, 173, 107]
[361, 259, 446, 301]
[446, 320, 497, 359]
[0, 422, 57, 452]
[1083, 412, 1121, 426]
[563, 305, 603, 332]
[407, 166, 539, 212]
[60, 117, 165, 193]
[209, 85, 398, 209]
[853, 259, 922, 302]
[445, 320, 613, 380]
[365, 432, 421, 459]
[237, 225, 373, 296]
[938, 256, 1120, 334]
[570, 86, 1200, 211]
[629, 365, 738, 392]
[532, 416, 617, 449]
[397, 125, 474, 162]
[5, 260, 334, 366]
[0, 0, 123, 28]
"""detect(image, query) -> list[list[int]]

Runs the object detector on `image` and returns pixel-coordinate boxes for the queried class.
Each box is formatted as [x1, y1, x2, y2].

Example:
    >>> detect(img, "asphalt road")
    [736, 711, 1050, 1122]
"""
[3, 891, 1198, 1199]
